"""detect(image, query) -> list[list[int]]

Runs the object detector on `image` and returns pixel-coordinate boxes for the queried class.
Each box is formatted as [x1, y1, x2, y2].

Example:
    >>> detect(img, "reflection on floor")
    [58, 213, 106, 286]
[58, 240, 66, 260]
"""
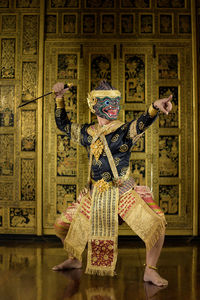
[0, 237, 199, 300]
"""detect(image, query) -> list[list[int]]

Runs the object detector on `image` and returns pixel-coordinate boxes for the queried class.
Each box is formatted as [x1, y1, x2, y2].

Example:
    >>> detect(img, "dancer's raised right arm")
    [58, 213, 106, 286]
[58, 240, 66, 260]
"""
[53, 82, 92, 147]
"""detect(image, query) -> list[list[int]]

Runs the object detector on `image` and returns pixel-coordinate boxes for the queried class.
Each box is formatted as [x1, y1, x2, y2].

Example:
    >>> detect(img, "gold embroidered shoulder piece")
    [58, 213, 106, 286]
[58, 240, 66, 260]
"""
[87, 120, 124, 138]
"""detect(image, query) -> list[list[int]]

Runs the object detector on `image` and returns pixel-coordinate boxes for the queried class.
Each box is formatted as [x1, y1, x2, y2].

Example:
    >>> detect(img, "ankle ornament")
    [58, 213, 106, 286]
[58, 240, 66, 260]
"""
[144, 264, 158, 270]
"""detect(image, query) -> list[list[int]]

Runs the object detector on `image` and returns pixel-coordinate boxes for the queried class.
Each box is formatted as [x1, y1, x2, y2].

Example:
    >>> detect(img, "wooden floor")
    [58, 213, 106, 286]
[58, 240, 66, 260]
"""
[0, 237, 199, 300]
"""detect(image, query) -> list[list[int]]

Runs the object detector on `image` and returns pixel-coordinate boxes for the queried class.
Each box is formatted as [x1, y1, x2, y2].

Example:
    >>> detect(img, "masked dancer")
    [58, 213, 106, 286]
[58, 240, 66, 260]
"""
[52, 80, 172, 286]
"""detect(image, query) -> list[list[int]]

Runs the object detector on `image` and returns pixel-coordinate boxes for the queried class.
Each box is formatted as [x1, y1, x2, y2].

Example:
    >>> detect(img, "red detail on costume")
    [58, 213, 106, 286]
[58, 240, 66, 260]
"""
[134, 186, 164, 216]
[91, 239, 114, 267]
[118, 194, 136, 218]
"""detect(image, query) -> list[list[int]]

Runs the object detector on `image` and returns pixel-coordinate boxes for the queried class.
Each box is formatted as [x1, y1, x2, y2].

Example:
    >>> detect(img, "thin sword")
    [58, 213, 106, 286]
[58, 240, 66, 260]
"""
[17, 83, 73, 108]
[17, 91, 53, 108]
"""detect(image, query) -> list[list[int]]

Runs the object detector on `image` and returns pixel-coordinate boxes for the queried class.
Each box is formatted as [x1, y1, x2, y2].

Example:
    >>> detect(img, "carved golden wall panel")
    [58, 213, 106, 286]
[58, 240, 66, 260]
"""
[0, 134, 14, 176]
[1, 38, 15, 79]
[22, 62, 37, 101]
[21, 110, 36, 151]
[43, 43, 83, 230]
[0, 0, 198, 235]
[22, 15, 39, 55]
[0, 3, 40, 234]
[2, 15, 16, 32]
[0, 86, 15, 127]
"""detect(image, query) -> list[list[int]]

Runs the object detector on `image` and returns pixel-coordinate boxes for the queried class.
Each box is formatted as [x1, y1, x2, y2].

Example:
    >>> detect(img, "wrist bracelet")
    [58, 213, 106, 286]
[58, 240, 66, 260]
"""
[149, 103, 159, 117]
[56, 97, 65, 109]
[152, 102, 159, 111]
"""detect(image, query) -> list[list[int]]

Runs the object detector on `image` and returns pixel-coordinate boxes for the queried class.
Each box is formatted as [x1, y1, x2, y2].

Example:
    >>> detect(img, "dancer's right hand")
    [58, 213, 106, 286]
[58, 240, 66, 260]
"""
[53, 82, 69, 99]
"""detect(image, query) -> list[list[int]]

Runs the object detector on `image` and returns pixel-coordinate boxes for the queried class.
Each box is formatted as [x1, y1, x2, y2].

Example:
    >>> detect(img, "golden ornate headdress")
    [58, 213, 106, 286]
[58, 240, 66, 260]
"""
[87, 90, 121, 113]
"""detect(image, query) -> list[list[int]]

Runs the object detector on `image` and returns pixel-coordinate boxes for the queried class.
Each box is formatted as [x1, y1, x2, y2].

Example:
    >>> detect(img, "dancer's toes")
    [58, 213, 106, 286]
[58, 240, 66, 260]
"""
[52, 258, 82, 271]
[144, 268, 168, 287]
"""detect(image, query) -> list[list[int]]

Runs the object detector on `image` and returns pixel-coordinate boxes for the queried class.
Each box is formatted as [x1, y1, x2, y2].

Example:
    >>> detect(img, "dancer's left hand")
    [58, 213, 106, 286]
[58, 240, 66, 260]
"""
[153, 95, 173, 115]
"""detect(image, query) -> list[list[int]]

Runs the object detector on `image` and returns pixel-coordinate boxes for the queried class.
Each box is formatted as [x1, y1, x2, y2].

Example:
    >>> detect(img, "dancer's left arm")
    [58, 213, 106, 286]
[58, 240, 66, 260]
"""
[128, 95, 173, 141]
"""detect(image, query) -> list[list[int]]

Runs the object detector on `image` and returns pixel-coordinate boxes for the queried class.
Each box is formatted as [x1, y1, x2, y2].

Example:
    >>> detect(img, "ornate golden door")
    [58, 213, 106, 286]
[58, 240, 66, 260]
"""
[43, 41, 194, 235]
[0, 0, 198, 236]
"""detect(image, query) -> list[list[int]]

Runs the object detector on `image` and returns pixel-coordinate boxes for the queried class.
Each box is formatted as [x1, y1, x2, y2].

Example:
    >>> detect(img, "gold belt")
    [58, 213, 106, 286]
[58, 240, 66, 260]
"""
[91, 177, 130, 193]
[91, 178, 112, 193]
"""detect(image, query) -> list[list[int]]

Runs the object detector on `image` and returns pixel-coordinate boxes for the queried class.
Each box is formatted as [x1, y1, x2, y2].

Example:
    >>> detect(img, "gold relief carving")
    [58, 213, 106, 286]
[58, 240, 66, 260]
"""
[2, 15, 16, 32]
[159, 185, 179, 215]
[45, 15, 57, 33]
[64, 86, 77, 122]
[121, 0, 150, 8]
[71, 123, 81, 144]
[51, 0, 79, 8]
[0, 208, 2, 227]
[85, 0, 114, 8]
[159, 87, 178, 128]
[57, 184, 76, 214]
[156, 0, 184, 8]
[0, 183, 13, 201]
[125, 110, 144, 123]
[120, 14, 134, 34]
[101, 14, 115, 34]
[0, 134, 14, 176]
[0, 86, 14, 127]
[23, 15, 38, 55]
[22, 62, 37, 101]
[179, 15, 191, 34]
[140, 14, 153, 34]
[21, 159, 35, 201]
[91, 54, 111, 90]
[160, 14, 173, 34]
[63, 15, 77, 33]
[130, 159, 145, 186]
[0, 1, 9, 7]
[159, 136, 178, 177]
[57, 135, 77, 177]
[158, 54, 178, 79]
[21, 110, 36, 151]
[83, 14, 96, 34]
[16, 0, 40, 7]
[9, 208, 35, 228]
[57, 54, 77, 79]
[1, 39, 15, 79]
[125, 54, 145, 103]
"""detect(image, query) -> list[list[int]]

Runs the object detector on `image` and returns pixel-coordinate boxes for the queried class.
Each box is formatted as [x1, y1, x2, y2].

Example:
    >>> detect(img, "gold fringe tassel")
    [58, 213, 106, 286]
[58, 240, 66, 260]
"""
[85, 267, 115, 277]
[119, 189, 167, 252]
[145, 219, 166, 251]
[64, 241, 83, 262]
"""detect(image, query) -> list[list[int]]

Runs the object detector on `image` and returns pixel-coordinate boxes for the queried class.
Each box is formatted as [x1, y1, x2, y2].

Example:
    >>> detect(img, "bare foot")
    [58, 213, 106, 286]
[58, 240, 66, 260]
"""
[143, 267, 168, 287]
[52, 258, 82, 271]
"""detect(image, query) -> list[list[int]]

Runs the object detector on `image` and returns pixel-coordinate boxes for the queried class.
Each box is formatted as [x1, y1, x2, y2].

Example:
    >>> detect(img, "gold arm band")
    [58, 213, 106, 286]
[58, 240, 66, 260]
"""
[148, 103, 159, 117]
[56, 97, 65, 109]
